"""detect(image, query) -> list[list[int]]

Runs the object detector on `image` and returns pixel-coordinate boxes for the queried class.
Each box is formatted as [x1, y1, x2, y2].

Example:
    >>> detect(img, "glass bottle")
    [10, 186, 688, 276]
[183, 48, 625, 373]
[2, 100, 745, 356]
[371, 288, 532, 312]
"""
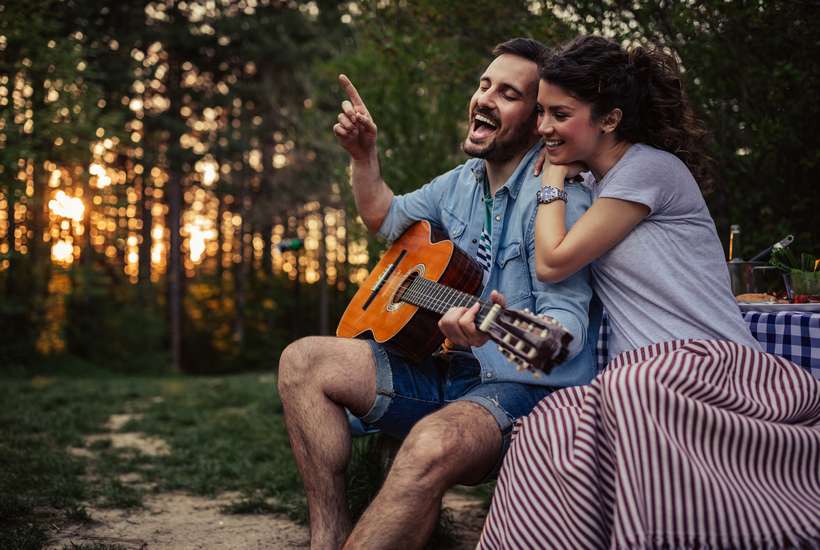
[728, 224, 741, 261]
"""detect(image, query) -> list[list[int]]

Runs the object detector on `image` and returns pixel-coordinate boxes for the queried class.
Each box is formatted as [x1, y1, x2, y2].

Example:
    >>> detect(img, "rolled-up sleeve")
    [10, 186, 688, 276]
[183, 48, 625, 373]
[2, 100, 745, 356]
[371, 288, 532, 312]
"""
[526, 183, 593, 360]
[376, 167, 463, 242]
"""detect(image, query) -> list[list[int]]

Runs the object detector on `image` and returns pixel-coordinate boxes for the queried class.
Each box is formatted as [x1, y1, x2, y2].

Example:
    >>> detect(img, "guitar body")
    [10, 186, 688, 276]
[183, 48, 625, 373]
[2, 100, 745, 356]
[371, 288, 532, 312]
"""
[337, 221, 483, 362]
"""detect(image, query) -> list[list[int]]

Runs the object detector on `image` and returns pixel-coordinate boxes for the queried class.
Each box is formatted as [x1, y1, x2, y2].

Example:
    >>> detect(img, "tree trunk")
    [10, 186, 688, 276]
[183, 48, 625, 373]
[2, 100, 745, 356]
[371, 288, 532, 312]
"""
[318, 207, 329, 335]
[233, 171, 248, 346]
[289, 211, 302, 341]
[29, 160, 51, 326]
[138, 173, 153, 291]
[262, 222, 273, 278]
[216, 191, 225, 298]
[260, 138, 275, 279]
[81, 168, 93, 271]
[166, 55, 184, 372]
[5, 185, 16, 292]
[166, 169, 182, 372]
[343, 208, 350, 297]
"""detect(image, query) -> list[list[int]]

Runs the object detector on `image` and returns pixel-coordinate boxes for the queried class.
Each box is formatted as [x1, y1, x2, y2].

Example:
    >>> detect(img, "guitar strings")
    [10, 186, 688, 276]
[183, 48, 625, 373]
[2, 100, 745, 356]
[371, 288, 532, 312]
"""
[396, 275, 556, 368]
[405, 277, 477, 311]
[402, 278, 539, 359]
[399, 276, 492, 317]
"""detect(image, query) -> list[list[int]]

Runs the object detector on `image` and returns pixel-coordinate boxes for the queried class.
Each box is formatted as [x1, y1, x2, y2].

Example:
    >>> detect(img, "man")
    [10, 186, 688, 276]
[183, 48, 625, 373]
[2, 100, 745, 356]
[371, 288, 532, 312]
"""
[277, 38, 598, 550]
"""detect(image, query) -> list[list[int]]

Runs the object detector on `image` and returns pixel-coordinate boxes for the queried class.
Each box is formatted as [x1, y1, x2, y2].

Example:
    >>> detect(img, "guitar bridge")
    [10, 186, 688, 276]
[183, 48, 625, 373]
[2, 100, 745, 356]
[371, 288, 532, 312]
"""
[362, 249, 407, 311]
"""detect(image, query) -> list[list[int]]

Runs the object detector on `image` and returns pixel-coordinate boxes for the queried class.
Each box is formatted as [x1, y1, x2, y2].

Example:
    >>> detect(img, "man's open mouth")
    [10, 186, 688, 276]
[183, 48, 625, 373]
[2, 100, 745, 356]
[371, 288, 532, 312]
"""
[470, 113, 499, 140]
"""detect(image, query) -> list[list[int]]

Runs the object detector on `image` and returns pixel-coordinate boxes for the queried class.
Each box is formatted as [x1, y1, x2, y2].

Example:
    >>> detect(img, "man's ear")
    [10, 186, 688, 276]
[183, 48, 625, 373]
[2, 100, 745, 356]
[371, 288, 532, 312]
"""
[600, 108, 623, 134]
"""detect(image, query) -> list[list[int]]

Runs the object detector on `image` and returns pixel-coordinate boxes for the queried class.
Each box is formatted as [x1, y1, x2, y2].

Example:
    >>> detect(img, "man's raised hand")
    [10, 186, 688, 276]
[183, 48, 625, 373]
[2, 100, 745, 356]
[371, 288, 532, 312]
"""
[333, 74, 378, 160]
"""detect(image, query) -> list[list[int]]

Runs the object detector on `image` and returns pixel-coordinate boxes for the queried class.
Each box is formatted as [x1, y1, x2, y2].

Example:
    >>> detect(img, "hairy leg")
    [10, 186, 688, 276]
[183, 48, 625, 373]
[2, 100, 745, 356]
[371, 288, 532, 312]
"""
[277, 336, 377, 550]
[344, 401, 502, 550]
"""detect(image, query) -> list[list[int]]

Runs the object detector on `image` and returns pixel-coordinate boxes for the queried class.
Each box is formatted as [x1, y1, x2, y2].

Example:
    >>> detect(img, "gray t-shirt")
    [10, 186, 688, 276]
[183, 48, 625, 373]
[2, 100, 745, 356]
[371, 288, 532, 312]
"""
[588, 143, 761, 359]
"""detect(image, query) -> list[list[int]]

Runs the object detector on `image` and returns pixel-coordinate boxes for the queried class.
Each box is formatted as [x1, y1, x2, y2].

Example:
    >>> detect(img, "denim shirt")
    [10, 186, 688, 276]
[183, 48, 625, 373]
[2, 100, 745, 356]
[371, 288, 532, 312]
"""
[377, 143, 599, 388]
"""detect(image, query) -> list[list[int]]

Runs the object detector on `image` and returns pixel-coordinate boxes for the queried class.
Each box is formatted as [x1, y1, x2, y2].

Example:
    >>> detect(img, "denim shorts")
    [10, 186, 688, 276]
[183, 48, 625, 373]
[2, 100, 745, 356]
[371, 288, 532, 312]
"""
[349, 340, 553, 475]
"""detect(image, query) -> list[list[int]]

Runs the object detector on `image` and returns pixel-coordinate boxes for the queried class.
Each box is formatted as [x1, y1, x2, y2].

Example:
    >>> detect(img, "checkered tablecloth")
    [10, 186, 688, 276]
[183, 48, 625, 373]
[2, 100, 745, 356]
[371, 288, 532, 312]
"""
[596, 311, 820, 379]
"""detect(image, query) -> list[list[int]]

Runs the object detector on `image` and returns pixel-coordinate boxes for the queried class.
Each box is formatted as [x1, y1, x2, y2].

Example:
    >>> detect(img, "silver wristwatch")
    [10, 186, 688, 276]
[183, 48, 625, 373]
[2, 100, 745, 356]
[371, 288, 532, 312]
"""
[536, 185, 568, 205]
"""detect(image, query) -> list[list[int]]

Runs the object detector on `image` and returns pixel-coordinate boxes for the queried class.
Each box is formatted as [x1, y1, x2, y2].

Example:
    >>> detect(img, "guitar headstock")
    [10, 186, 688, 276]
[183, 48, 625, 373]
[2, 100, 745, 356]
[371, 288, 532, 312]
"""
[480, 306, 573, 376]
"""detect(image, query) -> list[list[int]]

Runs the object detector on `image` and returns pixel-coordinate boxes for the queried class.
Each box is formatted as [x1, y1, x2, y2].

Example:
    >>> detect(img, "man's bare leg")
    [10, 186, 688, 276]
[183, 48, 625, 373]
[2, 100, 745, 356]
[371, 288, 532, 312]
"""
[277, 336, 377, 550]
[343, 401, 502, 549]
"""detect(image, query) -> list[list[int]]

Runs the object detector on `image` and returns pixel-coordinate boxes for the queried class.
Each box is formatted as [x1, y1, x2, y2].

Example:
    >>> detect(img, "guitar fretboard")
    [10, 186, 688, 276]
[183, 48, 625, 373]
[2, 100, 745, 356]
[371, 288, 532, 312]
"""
[399, 275, 493, 321]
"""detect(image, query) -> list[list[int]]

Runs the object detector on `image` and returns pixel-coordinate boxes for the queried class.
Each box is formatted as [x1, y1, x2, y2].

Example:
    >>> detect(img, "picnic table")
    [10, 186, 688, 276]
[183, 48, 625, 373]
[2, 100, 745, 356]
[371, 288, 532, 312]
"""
[597, 309, 820, 378]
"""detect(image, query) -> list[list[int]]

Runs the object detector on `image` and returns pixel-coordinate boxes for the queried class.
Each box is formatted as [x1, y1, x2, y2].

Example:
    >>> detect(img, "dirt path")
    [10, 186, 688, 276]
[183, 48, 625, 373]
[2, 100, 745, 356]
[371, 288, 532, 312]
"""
[48, 490, 485, 549]
[48, 492, 311, 549]
[48, 414, 488, 549]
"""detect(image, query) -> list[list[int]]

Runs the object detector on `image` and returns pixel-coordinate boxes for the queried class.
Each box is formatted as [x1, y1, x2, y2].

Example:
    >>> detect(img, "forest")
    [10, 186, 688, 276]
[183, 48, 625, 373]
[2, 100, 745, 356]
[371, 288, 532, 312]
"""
[2, 0, 818, 374]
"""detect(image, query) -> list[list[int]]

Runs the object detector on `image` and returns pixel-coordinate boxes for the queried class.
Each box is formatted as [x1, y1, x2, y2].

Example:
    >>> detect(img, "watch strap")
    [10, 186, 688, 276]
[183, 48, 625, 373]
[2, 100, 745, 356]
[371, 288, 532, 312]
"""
[536, 185, 568, 205]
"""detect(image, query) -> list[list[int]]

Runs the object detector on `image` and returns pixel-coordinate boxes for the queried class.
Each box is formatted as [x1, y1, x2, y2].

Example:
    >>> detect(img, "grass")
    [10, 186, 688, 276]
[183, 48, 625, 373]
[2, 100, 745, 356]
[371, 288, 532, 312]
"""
[0, 364, 304, 549]
[1, 361, 492, 549]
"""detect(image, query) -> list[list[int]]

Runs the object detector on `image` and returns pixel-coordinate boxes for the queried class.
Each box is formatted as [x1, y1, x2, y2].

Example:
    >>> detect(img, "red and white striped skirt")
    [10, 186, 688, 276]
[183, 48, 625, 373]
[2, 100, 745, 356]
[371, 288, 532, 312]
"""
[480, 340, 820, 549]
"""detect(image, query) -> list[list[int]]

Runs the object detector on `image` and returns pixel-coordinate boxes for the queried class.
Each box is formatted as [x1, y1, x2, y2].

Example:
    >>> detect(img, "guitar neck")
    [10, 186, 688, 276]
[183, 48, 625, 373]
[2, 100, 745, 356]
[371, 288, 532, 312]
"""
[399, 276, 493, 321]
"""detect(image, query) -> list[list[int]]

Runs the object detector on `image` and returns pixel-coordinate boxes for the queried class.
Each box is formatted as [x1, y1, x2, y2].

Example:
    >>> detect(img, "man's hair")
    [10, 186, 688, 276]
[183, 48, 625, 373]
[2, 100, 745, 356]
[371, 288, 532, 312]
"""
[492, 38, 549, 65]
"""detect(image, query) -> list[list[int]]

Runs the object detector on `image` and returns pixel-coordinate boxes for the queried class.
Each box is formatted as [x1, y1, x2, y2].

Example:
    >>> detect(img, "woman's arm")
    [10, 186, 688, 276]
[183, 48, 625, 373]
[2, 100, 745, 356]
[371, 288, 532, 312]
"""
[535, 164, 649, 282]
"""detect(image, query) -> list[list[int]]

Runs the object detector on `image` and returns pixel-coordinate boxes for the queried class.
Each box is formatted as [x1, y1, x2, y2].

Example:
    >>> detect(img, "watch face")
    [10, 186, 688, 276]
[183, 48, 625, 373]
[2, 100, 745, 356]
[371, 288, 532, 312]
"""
[537, 186, 566, 204]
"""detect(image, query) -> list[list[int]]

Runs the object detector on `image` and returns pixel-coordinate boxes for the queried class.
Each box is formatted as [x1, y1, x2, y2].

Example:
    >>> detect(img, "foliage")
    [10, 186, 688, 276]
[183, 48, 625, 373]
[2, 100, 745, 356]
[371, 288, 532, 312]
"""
[3, 1, 815, 371]
[770, 246, 818, 273]
[318, 1, 573, 261]
[65, 264, 168, 373]
[538, 0, 820, 256]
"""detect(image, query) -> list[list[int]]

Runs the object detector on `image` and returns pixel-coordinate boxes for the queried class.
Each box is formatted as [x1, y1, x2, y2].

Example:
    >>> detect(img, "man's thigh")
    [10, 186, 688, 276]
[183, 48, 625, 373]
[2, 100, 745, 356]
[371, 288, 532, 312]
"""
[352, 341, 446, 439]
[452, 378, 552, 481]
[405, 399, 504, 486]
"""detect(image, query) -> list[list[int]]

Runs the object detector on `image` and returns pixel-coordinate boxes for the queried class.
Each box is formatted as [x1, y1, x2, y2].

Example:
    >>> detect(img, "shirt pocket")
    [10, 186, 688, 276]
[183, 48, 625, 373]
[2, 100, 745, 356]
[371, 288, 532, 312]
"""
[442, 206, 467, 242]
[494, 241, 529, 307]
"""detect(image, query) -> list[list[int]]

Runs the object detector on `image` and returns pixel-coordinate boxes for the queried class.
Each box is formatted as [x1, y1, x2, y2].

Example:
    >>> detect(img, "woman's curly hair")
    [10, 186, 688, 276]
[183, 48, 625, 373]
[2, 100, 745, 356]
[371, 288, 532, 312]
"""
[541, 36, 713, 192]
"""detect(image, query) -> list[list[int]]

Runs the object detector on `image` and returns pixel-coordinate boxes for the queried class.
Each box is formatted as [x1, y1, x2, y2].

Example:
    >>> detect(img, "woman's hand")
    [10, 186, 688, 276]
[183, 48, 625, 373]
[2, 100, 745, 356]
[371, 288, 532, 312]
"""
[541, 161, 587, 187]
[533, 146, 588, 179]
[533, 146, 548, 176]
[438, 291, 507, 348]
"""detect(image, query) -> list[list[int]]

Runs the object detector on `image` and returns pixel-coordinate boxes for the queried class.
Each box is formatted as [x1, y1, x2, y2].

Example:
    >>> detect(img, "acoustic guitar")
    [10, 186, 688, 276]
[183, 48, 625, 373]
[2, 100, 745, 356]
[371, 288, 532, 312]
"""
[336, 220, 572, 375]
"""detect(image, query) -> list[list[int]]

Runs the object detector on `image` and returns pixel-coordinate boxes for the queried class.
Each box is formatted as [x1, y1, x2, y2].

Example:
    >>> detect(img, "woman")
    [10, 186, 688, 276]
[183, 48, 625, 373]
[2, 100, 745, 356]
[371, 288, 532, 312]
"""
[479, 36, 820, 549]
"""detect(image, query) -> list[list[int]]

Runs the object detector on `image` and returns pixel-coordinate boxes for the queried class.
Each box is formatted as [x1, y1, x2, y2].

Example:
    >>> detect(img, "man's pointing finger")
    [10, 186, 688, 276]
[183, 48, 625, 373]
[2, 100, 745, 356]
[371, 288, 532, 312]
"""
[339, 74, 367, 109]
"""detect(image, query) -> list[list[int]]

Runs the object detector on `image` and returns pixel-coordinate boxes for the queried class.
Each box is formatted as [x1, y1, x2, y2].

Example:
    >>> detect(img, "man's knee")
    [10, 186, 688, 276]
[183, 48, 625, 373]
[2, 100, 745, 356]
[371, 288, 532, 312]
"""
[277, 337, 316, 397]
[393, 405, 499, 489]
[277, 336, 377, 414]
[393, 420, 457, 490]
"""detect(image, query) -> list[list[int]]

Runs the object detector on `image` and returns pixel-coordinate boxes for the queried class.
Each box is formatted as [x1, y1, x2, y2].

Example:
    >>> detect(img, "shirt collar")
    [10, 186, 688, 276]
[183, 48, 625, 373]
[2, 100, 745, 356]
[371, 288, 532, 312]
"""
[469, 141, 542, 200]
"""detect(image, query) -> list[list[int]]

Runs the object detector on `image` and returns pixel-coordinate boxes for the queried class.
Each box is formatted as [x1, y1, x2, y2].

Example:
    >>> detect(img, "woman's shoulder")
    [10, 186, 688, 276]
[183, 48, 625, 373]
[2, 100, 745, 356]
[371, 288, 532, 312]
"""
[622, 144, 690, 177]
[596, 144, 699, 214]
[601, 144, 696, 195]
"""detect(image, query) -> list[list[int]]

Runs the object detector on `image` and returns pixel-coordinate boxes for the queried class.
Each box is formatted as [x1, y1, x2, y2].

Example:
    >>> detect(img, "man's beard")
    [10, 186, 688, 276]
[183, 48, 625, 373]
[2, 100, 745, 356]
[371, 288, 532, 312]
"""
[462, 114, 537, 162]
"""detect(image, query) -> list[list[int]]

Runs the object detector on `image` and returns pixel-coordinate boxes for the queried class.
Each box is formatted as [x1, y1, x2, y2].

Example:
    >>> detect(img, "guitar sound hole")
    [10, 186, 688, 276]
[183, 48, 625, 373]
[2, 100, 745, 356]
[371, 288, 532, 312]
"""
[394, 271, 419, 303]
[387, 265, 425, 311]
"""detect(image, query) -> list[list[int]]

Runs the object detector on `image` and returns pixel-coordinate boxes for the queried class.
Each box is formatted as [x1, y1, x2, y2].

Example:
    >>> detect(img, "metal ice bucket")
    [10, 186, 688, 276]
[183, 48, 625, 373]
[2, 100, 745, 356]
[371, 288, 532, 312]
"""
[727, 261, 785, 296]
